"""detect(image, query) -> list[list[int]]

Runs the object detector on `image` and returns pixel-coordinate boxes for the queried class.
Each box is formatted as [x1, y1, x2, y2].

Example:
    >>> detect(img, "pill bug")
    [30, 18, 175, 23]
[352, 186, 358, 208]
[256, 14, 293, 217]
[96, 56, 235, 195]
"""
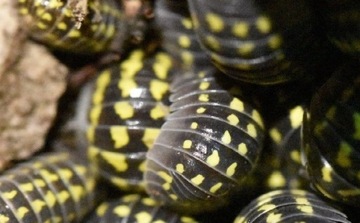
[302, 61, 360, 208]
[0, 152, 96, 223]
[314, 0, 360, 56]
[144, 68, 265, 214]
[16, 0, 150, 54]
[85, 194, 198, 223]
[233, 189, 350, 223]
[155, 0, 210, 71]
[186, 0, 334, 85]
[87, 49, 174, 191]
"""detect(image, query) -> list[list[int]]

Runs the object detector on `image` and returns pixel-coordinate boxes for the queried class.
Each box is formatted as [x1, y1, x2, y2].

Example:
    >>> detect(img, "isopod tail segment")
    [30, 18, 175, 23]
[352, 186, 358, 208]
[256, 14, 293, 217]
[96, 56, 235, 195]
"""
[144, 68, 265, 214]
[186, 0, 342, 85]
[302, 61, 360, 208]
[87, 49, 174, 192]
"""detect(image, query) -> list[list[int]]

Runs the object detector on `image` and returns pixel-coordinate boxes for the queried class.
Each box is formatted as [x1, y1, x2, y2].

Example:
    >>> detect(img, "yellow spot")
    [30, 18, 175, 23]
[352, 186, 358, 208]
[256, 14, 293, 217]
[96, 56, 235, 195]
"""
[158, 171, 172, 183]
[252, 110, 264, 129]
[230, 98, 244, 112]
[206, 13, 224, 33]
[154, 53, 172, 79]
[0, 214, 9, 222]
[142, 197, 157, 206]
[234, 216, 246, 223]
[267, 171, 286, 188]
[336, 141, 352, 168]
[36, 22, 48, 30]
[142, 128, 160, 149]
[19, 7, 29, 15]
[68, 29, 81, 38]
[181, 51, 194, 67]
[169, 194, 178, 200]
[238, 143, 248, 155]
[322, 166, 332, 182]
[199, 82, 210, 90]
[150, 80, 169, 101]
[138, 161, 146, 172]
[226, 162, 237, 177]
[247, 124, 257, 138]
[110, 178, 130, 189]
[162, 182, 171, 190]
[196, 107, 206, 113]
[110, 126, 129, 149]
[93, 70, 111, 105]
[114, 102, 134, 119]
[44, 191, 56, 207]
[290, 150, 301, 164]
[269, 128, 282, 144]
[33, 179, 46, 188]
[256, 16, 272, 34]
[100, 151, 128, 172]
[210, 182, 222, 194]
[258, 204, 276, 212]
[96, 203, 108, 216]
[238, 43, 255, 55]
[16, 207, 29, 219]
[40, 170, 59, 182]
[176, 164, 185, 173]
[178, 35, 191, 48]
[353, 112, 360, 140]
[227, 114, 239, 126]
[190, 122, 198, 129]
[113, 205, 130, 217]
[290, 106, 304, 128]
[118, 78, 137, 98]
[198, 94, 209, 102]
[205, 35, 220, 51]
[221, 131, 232, 144]
[268, 35, 282, 49]
[266, 212, 282, 223]
[337, 189, 360, 197]
[182, 18, 193, 29]
[32, 199, 46, 213]
[120, 57, 144, 78]
[3, 190, 17, 199]
[297, 205, 313, 214]
[105, 25, 116, 38]
[206, 151, 220, 167]
[20, 183, 34, 192]
[232, 22, 249, 38]
[150, 104, 169, 120]
[183, 140, 192, 149]
[191, 174, 205, 185]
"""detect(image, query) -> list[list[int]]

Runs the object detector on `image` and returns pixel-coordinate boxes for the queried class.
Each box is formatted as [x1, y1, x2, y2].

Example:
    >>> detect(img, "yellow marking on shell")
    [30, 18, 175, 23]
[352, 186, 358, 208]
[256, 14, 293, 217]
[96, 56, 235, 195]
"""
[58, 190, 70, 203]
[196, 107, 206, 113]
[183, 140, 192, 149]
[33, 179, 46, 188]
[227, 114, 239, 126]
[68, 29, 81, 38]
[234, 216, 246, 223]
[337, 189, 360, 197]
[226, 162, 237, 177]
[198, 94, 209, 102]
[118, 78, 137, 97]
[88, 146, 99, 163]
[162, 182, 171, 190]
[230, 98, 244, 112]
[269, 128, 282, 144]
[93, 69, 111, 105]
[0, 214, 9, 222]
[100, 151, 128, 172]
[114, 102, 135, 119]
[16, 207, 29, 219]
[252, 110, 264, 129]
[256, 16, 272, 34]
[290, 106, 304, 128]
[238, 143, 248, 156]
[206, 150, 220, 167]
[105, 25, 116, 38]
[210, 182, 222, 194]
[290, 150, 301, 164]
[182, 18, 193, 29]
[57, 22, 67, 30]
[110, 178, 131, 189]
[20, 183, 34, 192]
[3, 190, 17, 199]
[191, 174, 205, 185]
[96, 203, 109, 216]
[44, 191, 56, 207]
[181, 51, 194, 67]
[32, 199, 46, 213]
[158, 171, 172, 183]
[40, 170, 59, 182]
[190, 122, 198, 129]
[138, 161, 146, 172]
[258, 204, 276, 212]
[268, 35, 282, 49]
[150, 104, 169, 120]
[336, 141, 352, 168]
[221, 131, 232, 144]
[232, 21, 249, 38]
[36, 22, 48, 30]
[238, 42, 255, 55]
[142, 197, 157, 206]
[70, 185, 84, 202]
[205, 35, 220, 51]
[181, 216, 197, 223]
[266, 212, 282, 223]
[353, 112, 360, 140]
[247, 124, 257, 138]
[206, 13, 224, 33]
[150, 79, 169, 101]
[297, 205, 313, 214]
[41, 12, 53, 21]
[19, 7, 29, 15]
[135, 212, 152, 223]
[110, 126, 129, 148]
[113, 205, 130, 217]
[267, 171, 286, 188]
[170, 194, 178, 200]
[153, 53, 172, 79]
[176, 163, 185, 173]
[142, 128, 160, 149]
[178, 35, 191, 48]
[120, 57, 144, 79]
[322, 166, 332, 182]
[199, 82, 210, 90]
